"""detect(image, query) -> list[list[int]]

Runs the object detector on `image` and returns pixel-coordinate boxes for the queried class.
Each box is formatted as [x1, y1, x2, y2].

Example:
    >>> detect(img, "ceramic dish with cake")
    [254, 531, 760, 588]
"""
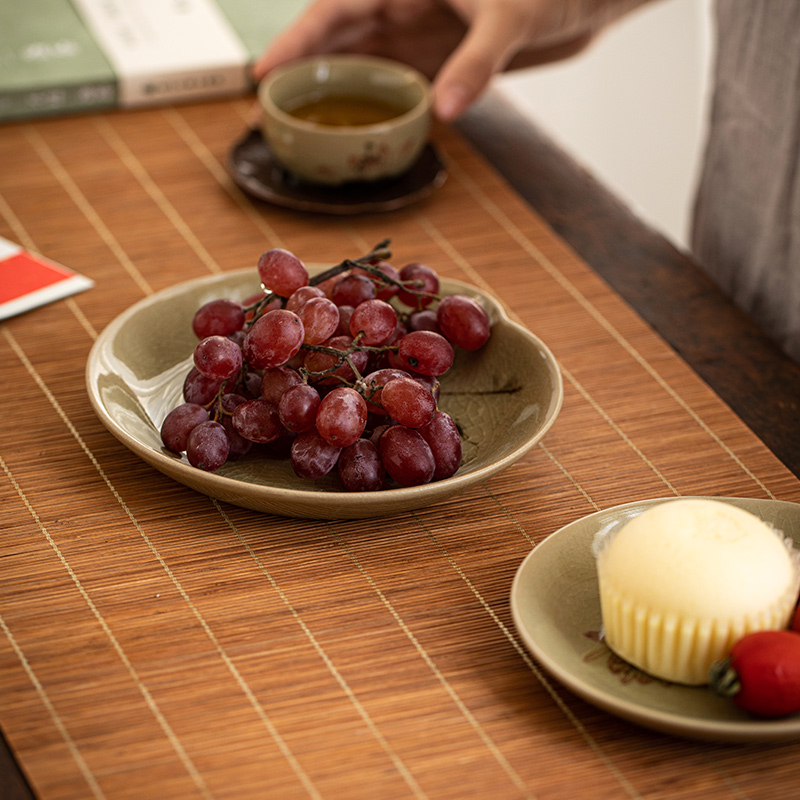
[594, 498, 800, 686]
[511, 496, 800, 741]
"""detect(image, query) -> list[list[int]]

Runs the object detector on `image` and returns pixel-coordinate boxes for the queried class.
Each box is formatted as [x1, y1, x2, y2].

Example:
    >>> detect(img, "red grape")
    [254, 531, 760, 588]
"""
[221, 417, 253, 460]
[243, 309, 305, 369]
[436, 294, 490, 350]
[369, 423, 394, 447]
[412, 372, 441, 405]
[314, 273, 341, 299]
[298, 296, 340, 344]
[407, 309, 441, 333]
[218, 395, 253, 459]
[257, 248, 309, 297]
[227, 330, 246, 348]
[335, 304, 355, 336]
[395, 331, 454, 376]
[169, 241, 477, 491]
[161, 403, 209, 453]
[186, 420, 230, 471]
[315, 386, 367, 447]
[286, 284, 325, 312]
[418, 411, 462, 480]
[385, 320, 408, 345]
[338, 439, 385, 491]
[372, 261, 402, 300]
[183, 366, 223, 405]
[194, 335, 242, 381]
[397, 262, 439, 309]
[379, 425, 435, 487]
[192, 298, 245, 339]
[240, 370, 263, 399]
[290, 430, 341, 479]
[332, 273, 375, 307]
[278, 383, 321, 432]
[349, 298, 397, 345]
[261, 365, 302, 405]
[380, 376, 436, 428]
[232, 398, 282, 443]
[361, 368, 411, 414]
[220, 392, 247, 413]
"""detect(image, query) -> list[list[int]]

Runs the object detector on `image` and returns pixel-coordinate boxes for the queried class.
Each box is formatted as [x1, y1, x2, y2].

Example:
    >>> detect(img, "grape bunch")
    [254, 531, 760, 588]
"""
[160, 240, 492, 491]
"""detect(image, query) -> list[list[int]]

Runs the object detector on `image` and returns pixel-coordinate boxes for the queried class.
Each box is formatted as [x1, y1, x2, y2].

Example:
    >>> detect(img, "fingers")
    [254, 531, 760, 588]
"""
[432, 3, 530, 121]
[251, 7, 331, 81]
[250, 0, 599, 122]
[252, 0, 375, 81]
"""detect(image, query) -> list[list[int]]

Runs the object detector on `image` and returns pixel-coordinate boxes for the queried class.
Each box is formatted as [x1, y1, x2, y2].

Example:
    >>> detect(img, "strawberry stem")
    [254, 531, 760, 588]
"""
[708, 657, 741, 698]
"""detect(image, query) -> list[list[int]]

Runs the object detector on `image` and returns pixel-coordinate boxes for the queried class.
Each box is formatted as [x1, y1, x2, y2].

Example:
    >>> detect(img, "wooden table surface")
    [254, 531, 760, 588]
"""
[2, 92, 800, 800]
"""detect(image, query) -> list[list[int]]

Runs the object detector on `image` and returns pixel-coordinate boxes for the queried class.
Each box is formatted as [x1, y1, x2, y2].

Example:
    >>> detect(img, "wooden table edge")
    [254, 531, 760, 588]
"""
[457, 88, 800, 479]
[1, 727, 34, 800]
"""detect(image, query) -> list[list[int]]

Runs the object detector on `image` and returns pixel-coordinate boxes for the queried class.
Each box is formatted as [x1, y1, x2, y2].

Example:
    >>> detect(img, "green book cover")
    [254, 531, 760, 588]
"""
[0, 0, 309, 122]
[0, 0, 117, 120]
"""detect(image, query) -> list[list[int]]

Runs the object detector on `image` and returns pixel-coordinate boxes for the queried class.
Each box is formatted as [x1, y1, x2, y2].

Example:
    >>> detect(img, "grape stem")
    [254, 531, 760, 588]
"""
[299, 340, 374, 384]
[245, 293, 277, 318]
[243, 239, 439, 331]
[344, 259, 440, 305]
[309, 239, 393, 286]
[235, 237, 445, 400]
[242, 240, 395, 330]
[205, 392, 227, 421]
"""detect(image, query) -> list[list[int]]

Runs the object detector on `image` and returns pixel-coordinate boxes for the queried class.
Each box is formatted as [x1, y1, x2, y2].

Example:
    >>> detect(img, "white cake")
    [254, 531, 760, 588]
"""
[594, 498, 799, 685]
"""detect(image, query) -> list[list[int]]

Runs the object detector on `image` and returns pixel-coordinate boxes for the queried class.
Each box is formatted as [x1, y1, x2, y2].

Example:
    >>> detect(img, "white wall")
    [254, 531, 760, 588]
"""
[496, 0, 714, 250]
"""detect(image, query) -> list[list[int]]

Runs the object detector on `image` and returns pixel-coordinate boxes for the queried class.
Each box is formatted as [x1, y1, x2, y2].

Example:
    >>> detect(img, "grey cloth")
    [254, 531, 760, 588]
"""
[692, 0, 800, 363]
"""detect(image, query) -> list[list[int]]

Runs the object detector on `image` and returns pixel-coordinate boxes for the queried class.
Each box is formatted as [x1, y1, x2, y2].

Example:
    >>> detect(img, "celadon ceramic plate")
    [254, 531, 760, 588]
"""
[510, 496, 800, 742]
[86, 268, 562, 519]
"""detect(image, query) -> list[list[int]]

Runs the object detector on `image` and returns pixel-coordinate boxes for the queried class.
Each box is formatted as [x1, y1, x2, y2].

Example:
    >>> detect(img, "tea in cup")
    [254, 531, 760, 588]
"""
[258, 55, 432, 186]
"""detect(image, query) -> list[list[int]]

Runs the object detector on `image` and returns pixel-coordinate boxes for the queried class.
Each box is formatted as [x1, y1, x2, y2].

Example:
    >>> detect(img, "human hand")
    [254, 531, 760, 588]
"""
[252, 0, 653, 121]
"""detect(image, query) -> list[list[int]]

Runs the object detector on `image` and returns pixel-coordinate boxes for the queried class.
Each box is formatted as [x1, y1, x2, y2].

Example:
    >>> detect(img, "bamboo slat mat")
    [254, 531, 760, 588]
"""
[1, 97, 799, 800]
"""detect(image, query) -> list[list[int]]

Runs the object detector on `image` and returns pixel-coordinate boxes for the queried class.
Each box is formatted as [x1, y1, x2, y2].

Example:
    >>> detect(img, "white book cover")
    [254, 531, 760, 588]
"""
[70, 0, 250, 106]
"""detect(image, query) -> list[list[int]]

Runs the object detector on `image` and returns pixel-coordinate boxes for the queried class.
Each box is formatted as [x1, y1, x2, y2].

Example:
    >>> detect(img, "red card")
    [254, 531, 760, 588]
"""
[0, 239, 94, 319]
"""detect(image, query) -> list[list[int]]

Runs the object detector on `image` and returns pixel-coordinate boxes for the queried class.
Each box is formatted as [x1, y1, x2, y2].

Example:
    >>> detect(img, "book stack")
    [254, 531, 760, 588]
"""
[0, 0, 307, 121]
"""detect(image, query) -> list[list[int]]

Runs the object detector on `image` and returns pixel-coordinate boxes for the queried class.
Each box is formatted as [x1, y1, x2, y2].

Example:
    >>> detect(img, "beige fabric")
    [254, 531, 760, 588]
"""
[692, 0, 800, 362]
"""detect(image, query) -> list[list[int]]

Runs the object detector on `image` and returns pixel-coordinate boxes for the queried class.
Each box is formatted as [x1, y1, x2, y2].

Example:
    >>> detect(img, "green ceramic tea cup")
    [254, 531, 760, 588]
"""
[258, 54, 432, 186]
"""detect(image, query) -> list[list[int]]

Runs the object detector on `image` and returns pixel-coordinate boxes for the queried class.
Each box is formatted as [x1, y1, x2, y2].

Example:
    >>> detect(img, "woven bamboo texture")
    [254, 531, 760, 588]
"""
[1, 98, 799, 800]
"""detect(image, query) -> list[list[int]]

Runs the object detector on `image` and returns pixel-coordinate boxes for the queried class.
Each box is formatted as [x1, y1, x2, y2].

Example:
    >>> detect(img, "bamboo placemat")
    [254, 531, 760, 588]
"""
[1, 97, 799, 800]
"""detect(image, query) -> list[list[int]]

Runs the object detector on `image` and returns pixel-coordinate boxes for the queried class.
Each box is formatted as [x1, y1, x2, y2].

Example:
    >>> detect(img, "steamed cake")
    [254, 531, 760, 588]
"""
[594, 498, 799, 685]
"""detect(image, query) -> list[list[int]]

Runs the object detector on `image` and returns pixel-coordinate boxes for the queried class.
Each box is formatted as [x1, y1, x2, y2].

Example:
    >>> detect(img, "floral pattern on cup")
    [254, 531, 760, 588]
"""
[348, 141, 390, 177]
